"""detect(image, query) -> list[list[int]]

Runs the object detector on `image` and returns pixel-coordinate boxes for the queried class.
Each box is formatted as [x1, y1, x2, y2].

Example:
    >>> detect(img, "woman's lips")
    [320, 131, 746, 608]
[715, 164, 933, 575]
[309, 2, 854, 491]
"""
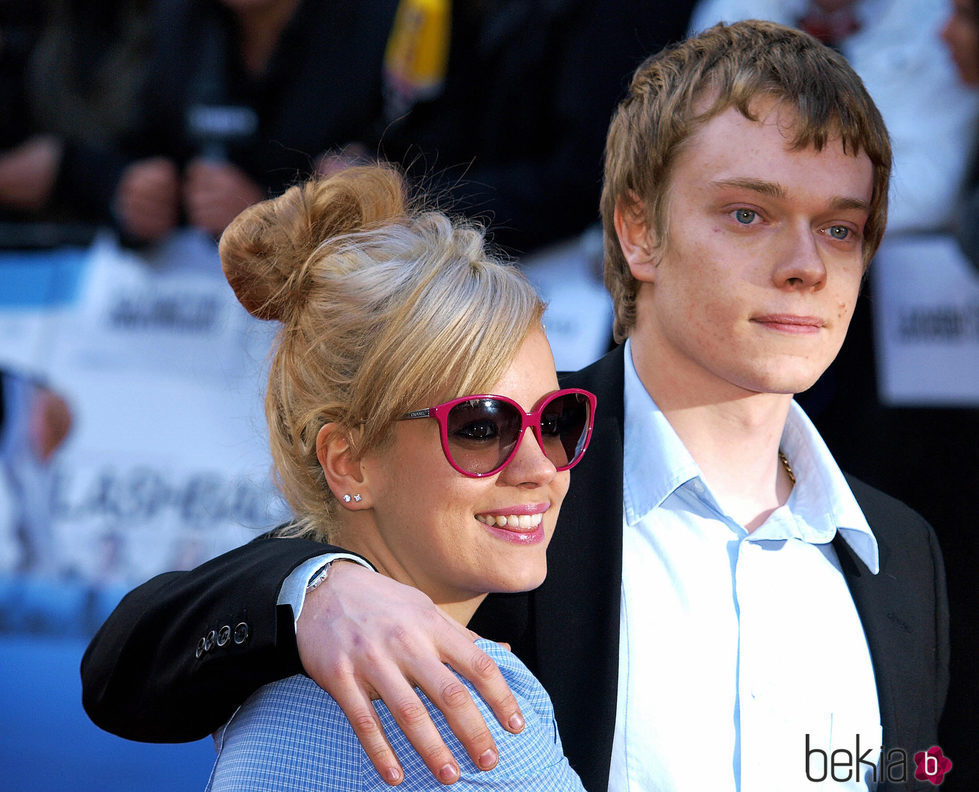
[475, 505, 548, 544]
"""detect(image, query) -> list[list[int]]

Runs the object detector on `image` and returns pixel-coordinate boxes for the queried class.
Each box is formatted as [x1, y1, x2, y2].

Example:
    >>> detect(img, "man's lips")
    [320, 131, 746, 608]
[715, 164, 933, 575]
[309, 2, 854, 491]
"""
[752, 314, 825, 333]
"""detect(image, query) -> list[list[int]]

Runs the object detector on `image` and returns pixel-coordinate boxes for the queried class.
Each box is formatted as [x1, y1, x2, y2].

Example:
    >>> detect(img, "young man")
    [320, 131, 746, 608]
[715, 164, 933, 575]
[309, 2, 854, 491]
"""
[82, 21, 947, 792]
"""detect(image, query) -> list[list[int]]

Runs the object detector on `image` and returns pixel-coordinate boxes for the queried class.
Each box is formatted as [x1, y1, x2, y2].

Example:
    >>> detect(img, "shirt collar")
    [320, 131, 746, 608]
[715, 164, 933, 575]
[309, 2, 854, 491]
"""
[779, 402, 879, 573]
[622, 340, 701, 521]
[621, 340, 879, 573]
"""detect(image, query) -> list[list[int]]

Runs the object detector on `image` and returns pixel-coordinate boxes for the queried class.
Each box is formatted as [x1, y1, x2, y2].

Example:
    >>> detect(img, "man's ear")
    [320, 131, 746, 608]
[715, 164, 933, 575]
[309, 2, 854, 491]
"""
[613, 192, 659, 284]
[316, 423, 370, 508]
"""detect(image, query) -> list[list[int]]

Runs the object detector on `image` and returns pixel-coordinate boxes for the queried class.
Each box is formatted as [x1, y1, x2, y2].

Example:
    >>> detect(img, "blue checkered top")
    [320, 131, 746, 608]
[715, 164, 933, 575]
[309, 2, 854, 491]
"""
[205, 639, 586, 791]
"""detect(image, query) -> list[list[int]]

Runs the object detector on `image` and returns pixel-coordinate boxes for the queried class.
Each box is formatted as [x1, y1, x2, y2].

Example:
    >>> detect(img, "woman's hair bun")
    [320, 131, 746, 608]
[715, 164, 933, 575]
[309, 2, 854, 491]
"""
[219, 165, 408, 321]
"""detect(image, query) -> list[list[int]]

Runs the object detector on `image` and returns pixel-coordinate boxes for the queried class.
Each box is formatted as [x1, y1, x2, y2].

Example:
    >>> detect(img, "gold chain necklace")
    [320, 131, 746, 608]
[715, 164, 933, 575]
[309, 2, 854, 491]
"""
[779, 450, 796, 485]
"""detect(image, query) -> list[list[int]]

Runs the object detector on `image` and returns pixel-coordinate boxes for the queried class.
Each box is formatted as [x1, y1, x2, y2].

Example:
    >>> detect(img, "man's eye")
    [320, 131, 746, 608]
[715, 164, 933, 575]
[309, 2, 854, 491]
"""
[733, 209, 757, 225]
[828, 225, 851, 240]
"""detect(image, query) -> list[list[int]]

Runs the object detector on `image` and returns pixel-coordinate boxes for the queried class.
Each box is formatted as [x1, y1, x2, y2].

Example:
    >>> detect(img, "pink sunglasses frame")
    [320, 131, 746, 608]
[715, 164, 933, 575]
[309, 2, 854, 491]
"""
[399, 387, 597, 478]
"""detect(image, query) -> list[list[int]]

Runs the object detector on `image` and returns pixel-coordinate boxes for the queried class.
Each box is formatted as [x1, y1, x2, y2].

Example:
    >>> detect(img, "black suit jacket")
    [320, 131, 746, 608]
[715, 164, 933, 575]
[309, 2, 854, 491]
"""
[82, 346, 948, 791]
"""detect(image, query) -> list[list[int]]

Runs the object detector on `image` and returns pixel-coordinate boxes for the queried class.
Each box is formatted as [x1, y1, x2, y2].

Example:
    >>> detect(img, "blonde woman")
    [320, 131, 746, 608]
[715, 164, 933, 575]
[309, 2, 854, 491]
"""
[204, 165, 593, 791]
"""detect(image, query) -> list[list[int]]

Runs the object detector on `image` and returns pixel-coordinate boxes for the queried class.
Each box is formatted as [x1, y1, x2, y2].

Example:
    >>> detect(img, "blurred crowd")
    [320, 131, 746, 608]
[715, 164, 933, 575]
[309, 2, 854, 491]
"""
[0, 0, 693, 255]
[1, 0, 976, 264]
[0, 0, 977, 787]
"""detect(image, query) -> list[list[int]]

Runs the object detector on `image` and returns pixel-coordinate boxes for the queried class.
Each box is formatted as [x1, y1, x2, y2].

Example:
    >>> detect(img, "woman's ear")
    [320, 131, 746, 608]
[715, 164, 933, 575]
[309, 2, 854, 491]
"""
[613, 192, 660, 283]
[316, 423, 370, 508]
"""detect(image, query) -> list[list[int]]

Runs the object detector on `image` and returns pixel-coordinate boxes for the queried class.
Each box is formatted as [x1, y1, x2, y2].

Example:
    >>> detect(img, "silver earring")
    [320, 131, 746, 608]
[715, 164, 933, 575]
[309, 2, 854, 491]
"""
[353, 494, 362, 502]
[342, 494, 352, 503]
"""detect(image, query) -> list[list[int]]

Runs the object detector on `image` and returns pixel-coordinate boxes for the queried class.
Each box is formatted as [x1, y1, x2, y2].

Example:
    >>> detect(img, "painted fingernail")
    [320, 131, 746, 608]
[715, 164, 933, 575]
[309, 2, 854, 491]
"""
[478, 749, 498, 769]
[508, 713, 525, 732]
[438, 763, 460, 784]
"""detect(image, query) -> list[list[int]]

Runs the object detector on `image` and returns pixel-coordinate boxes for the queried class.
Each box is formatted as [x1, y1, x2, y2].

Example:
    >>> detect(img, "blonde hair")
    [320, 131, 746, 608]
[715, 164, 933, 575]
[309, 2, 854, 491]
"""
[220, 165, 545, 541]
[601, 20, 892, 342]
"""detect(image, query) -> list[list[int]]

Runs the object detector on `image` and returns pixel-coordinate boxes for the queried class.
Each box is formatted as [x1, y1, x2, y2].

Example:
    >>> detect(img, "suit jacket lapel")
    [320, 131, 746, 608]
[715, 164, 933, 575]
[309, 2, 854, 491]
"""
[833, 531, 907, 756]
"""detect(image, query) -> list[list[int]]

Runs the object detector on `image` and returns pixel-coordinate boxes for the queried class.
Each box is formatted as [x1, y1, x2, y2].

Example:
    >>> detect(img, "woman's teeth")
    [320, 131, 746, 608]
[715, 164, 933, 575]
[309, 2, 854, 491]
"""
[475, 512, 543, 530]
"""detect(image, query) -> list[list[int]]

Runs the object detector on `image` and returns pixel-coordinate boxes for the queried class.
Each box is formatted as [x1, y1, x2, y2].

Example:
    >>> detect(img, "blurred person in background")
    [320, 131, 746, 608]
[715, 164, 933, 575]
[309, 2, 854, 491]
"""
[0, 0, 155, 246]
[943, 0, 979, 84]
[352, 0, 697, 257]
[111, 0, 397, 244]
[0, 368, 72, 577]
[942, 0, 979, 269]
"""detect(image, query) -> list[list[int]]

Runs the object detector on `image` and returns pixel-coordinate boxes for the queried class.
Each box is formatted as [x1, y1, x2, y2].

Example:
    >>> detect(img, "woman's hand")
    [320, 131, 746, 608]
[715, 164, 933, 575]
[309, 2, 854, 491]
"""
[297, 561, 525, 785]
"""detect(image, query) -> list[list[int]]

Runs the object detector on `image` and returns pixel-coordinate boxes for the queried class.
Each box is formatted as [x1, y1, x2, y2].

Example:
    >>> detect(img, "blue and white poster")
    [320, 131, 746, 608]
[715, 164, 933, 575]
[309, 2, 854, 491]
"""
[0, 231, 288, 791]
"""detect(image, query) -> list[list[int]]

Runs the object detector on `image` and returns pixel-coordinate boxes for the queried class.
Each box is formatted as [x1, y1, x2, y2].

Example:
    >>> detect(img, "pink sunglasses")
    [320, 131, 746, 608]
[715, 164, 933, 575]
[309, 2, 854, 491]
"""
[399, 388, 597, 478]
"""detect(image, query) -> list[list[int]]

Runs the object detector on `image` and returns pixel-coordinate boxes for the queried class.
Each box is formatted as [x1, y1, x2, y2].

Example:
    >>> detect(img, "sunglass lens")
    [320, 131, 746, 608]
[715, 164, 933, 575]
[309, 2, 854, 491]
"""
[445, 398, 522, 475]
[539, 392, 590, 469]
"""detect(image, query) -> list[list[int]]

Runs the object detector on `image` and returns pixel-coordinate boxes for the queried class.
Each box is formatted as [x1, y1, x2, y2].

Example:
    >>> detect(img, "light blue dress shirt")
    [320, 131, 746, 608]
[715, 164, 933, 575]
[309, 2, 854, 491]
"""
[206, 639, 585, 791]
[608, 341, 882, 792]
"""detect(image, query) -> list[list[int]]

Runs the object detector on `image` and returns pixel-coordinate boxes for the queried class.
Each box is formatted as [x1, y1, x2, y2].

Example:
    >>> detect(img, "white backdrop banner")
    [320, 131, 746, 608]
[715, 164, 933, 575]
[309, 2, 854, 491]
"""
[872, 234, 979, 406]
[0, 232, 288, 634]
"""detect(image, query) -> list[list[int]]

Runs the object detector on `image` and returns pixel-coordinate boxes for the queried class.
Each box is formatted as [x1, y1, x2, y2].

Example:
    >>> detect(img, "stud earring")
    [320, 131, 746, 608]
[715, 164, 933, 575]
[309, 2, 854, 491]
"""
[353, 494, 362, 502]
[342, 494, 352, 503]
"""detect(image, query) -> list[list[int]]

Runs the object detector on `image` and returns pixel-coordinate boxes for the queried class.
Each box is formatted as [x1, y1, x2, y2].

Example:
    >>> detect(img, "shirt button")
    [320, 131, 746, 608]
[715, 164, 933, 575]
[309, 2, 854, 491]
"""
[217, 625, 231, 647]
[204, 630, 216, 651]
[195, 637, 206, 658]
[233, 622, 250, 645]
